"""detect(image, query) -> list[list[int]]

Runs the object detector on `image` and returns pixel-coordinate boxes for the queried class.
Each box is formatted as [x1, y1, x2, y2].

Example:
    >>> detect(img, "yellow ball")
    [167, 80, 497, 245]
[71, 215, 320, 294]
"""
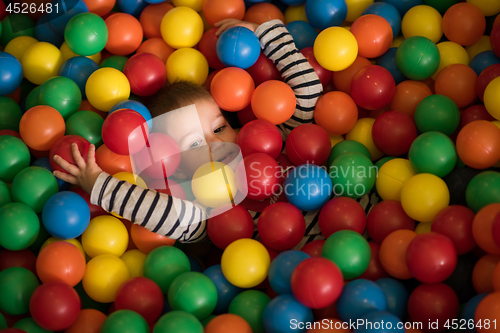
[402, 5, 443, 43]
[85, 67, 130, 111]
[466, 0, 500, 17]
[330, 134, 345, 148]
[284, 4, 308, 24]
[21, 42, 64, 85]
[221, 239, 270, 288]
[415, 222, 432, 235]
[121, 249, 147, 278]
[60, 42, 101, 64]
[466, 36, 492, 60]
[391, 36, 405, 48]
[432, 42, 469, 80]
[166, 48, 208, 85]
[484, 76, 500, 120]
[5, 36, 38, 62]
[82, 254, 130, 303]
[345, 0, 374, 22]
[81, 215, 129, 258]
[376, 158, 416, 201]
[41, 237, 86, 258]
[346, 118, 383, 161]
[314, 27, 358, 72]
[492, 120, 500, 130]
[400, 173, 450, 222]
[191, 161, 237, 208]
[161, 6, 204, 49]
[172, 0, 203, 12]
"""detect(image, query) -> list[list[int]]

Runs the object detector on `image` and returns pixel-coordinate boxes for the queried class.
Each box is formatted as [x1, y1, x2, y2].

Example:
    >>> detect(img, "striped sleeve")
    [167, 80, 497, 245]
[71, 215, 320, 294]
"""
[254, 19, 324, 139]
[90, 172, 209, 243]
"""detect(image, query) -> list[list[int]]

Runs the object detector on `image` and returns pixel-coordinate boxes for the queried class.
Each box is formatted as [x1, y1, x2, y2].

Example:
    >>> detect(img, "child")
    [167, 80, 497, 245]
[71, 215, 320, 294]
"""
[53, 18, 379, 249]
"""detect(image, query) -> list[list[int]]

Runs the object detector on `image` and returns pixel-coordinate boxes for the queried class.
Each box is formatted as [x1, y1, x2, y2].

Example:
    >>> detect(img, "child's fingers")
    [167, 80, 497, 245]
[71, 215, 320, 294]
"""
[53, 170, 78, 185]
[53, 154, 81, 176]
[213, 18, 236, 27]
[87, 144, 96, 164]
[72, 143, 87, 169]
[215, 23, 234, 36]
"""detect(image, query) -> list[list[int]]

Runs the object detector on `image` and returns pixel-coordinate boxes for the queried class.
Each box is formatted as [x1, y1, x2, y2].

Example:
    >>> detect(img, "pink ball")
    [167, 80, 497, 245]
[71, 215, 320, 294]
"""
[237, 119, 283, 159]
[285, 124, 331, 166]
[102, 109, 149, 155]
[123, 53, 167, 96]
[318, 197, 367, 238]
[132, 132, 181, 179]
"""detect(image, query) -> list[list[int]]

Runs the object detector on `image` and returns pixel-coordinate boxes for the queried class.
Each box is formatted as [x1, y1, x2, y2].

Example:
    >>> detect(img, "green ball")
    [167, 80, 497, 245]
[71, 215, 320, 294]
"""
[143, 245, 191, 293]
[100, 56, 128, 71]
[11, 166, 59, 213]
[423, 0, 458, 14]
[64, 13, 108, 56]
[38, 76, 82, 120]
[200, 315, 216, 328]
[0, 313, 6, 330]
[228, 290, 270, 333]
[409, 131, 457, 178]
[0, 267, 40, 315]
[14, 317, 54, 333]
[396, 36, 440, 80]
[66, 111, 104, 146]
[101, 310, 149, 333]
[0, 97, 22, 131]
[0, 179, 13, 209]
[1, 14, 35, 46]
[25, 86, 40, 111]
[0, 135, 30, 182]
[154, 311, 204, 333]
[0, 202, 40, 250]
[321, 230, 371, 280]
[168, 272, 218, 319]
[327, 140, 372, 167]
[466, 171, 500, 212]
[414, 94, 460, 135]
[329, 152, 376, 199]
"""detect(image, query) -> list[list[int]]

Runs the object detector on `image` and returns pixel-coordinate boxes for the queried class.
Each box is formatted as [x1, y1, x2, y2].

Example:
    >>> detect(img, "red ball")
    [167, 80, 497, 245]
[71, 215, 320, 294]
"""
[235, 153, 281, 200]
[71, 186, 108, 219]
[372, 111, 418, 156]
[210, 67, 255, 111]
[198, 28, 226, 70]
[291, 257, 343, 309]
[123, 53, 166, 96]
[490, 21, 500, 58]
[237, 105, 257, 126]
[493, 212, 500, 249]
[204, 69, 222, 93]
[49, 135, 91, 174]
[351, 65, 396, 111]
[367, 200, 415, 244]
[300, 240, 324, 258]
[406, 232, 457, 284]
[102, 109, 149, 155]
[237, 119, 283, 159]
[257, 202, 306, 251]
[431, 205, 476, 255]
[408, 284, 459, 333]
[358, 242, 390, 280]
[318, 197, 367, 238]
[0, 249, 36, 275]
[207, 205, 254, 249]
[476, 64, 500, 102]
[300, 47, 332, 87]
[114, 277, 164, 324]
[285, 124, 331, 166]
[132, 132, 181, 179]
[29, 282, 81, 331]
[246, 52, 281, 87]
[0, 129, 21, 138]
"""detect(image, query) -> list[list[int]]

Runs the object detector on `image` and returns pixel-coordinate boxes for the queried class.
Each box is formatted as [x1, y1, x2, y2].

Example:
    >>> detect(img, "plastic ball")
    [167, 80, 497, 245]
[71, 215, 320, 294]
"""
[332, 56, 372, 94]
[409, 131, 457, 178]
[329, 152, 377, 199]
[245, 52, 281, 87]
[85, 67, 130, 111]
[472, 254, 499, 294]
[0, 135, 30, 183]
[207, 205, 253, 249]
[166, 48, 209, 85]
[64, 13, 108, 56]
[244, 3, 285, 25]
[372, 111, 417, 156]
[286, 21, 318, 50]
[60, 41, 102, 64]
[300, 47, 333, 87]
[101, 310, 149, 333]
[95, 144, 133, 174]
[284, 4, 308, 24]
[396, 36, 440, 80]
[81, 215, 128, 258]
[204, 314, 252, 333]
[305, 0, 347, 30]
[268, 250, 310, 295]
[11, 166, 59, 213]
[120, 249, 145, 278]
[198, 27, 226, 68]
[104, 13, 143, 55]
[434, 63, 477, 109]
[191, 161, 237, 208]
[4, 36, 38, 62]
[262, 294, 313, 333]
[123, 53, 166, 96]
[431, 205, 476, 255]
[38, 76, 82, 120]
[414, 94, 460, 136]
[159, 6, 203, 49]
[390, 80, 432, 119]
[285, 164, 332, 211]
[379, 229, 417, 279]
[484, 75, 500, 119]
[202, 0, 245, 27]
[228, 290, 270, 333]
[432, 41, 470, 80]
[49, 135, 90, 175]
[102, 109, 149, 155]
[351, 65, 396, 110]
[368, 200, 415, 246]
[314, 91, 358, 136]
[473, 204, 500, 255]
[235, 153, 281, 200]
[237, 119, 282, 158]
[319, 197, 367, 238]
[0, 52, 22, 96]
[442, 3, 486, 47]
[470, 51, 500, 77]
[350, 14, 393, 58]
[313, 27, 358, 71]
[0, 202, 39, 251]
[46, 0, 88, 35]
[21, 42, 64, 85]
[114, 277, 163, 324]
[35, 14, 64, 47]
[65, 111, 103, 146]
[251, 80, 296, 125]
[58, 57, 99, 100]
[132, 133, 180, 180]
[376, 47, 408, 85]
[216, 26, 260, 69]
[210, 67, 254, 111]
[465, 171, 500, 213]
[0, 97, 22, 133]
[376, 158, 416, 201]
[401, 5, 442, 43]
[336, 279, 387, 322]
[202, 265, 242, 314]
[35, 241, 85, 287]
[474, 293, 500, 333]
[136, 38, 174, 64]
[456, 120, 500, 169]
[286, 124, 331, 166]
[0, 266, 39, 316]
[65, 309, 107, 333]
[99, 55, 127, 70]
[362, 3, 401, 38]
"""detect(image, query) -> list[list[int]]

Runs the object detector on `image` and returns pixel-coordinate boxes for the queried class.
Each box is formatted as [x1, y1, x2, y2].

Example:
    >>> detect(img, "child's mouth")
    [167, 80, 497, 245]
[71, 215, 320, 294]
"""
[217, 152, 232, 163]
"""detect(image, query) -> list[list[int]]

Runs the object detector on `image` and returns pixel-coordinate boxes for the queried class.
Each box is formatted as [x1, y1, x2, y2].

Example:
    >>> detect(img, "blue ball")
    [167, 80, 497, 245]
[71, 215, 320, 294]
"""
[110, 100, 152, 130]
[469, 51, 500, 76]
[31, 157, 69, 189]
[284, 164, 332, 211]
[337, 279, 388, 322]
[216, 26, 261, 69]
[286, 21, 318, 50]
[268, 250, 311, 295]
[203, 264, 243, 314]
[362, 2, 401, 38]
[47, 0, 89, 35]
[117, 0, 148, 17]
[305, 0, 348, 31]
[59, 56, 99, 99]
[462, 293, 488, 326]
[42, 191, 91, 239]
[35, 14, 64, 47]
[0, 52, 23, 96]
[376, 47, 407, 84]
[354, 311, 405, 333]
[375, 278, 409, 320]
[263, 294, 314, 333]
[377, 0, 422, 16]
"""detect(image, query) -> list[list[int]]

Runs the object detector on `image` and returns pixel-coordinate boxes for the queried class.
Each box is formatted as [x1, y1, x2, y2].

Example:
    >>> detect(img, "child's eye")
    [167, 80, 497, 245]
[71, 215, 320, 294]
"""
[190, 140, 202, 149]
[214, 125, 226, 134]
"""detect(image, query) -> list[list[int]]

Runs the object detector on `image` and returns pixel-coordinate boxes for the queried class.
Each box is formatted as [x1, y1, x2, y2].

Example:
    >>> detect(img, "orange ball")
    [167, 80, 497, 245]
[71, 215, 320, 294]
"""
[205, 314, 252, 333]
[472, 254, 500, 294]
[83, 0, 116, 17]
[105, 13, 144, 56]
[95, 144, 133, 175]
[456, 120, 500, 169]
[251, 80, 296, 125]
[434, 63, 477, 109]
[130, 224, 176, 254]
[136, 38, 174, 63]
[203, 0, 245, 27]
[442, 3, 486, 47]
[36, 242, 86, 287]
[211, 67, 255, 111]
[332, 56, 372, 95]
[350, 14, 393, 58]
[475, 292, 500, 333]
[493, 261, 500, 291]
[65, 309, 107, 333]
[19, 105, 65, 151]
[140, 3, 174, 39]
[379, 229, 418, 280]
[390, 80, 432, 119]
[472, 204, 500, 255]
[314, 91, 358, 136]
[243, 3, 285, 25]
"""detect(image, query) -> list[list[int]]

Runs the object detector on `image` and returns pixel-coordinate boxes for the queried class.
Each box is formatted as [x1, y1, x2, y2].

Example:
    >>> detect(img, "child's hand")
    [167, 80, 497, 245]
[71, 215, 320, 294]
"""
[52, 143, 103, 195]
[214, 19, 259, 36]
